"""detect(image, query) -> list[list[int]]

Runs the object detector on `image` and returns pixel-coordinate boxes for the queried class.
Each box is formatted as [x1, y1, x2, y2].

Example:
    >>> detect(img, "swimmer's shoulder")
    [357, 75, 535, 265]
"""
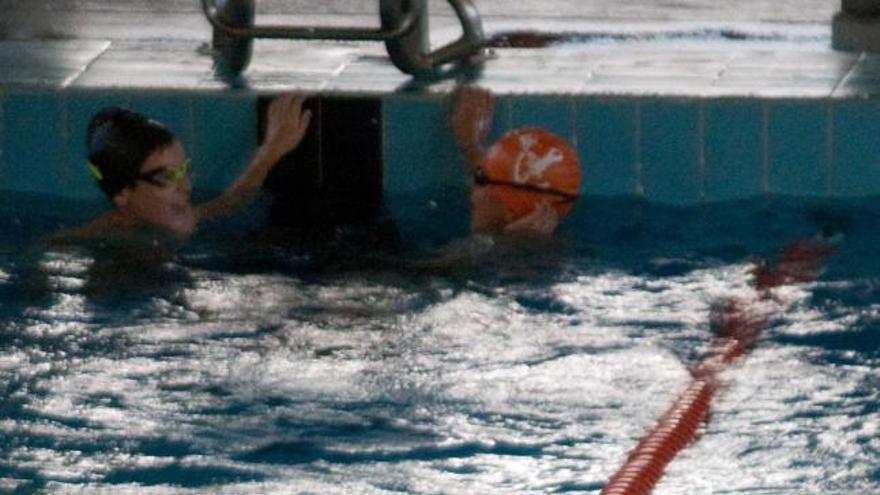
[45, 211, 137, 246]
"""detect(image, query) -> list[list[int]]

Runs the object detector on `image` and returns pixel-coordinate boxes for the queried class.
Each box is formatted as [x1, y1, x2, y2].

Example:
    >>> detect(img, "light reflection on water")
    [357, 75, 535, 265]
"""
[0, 196, 877, 494]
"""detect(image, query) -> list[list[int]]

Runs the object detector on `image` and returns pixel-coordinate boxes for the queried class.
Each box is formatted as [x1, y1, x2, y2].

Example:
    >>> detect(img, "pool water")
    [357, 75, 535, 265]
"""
[0, 192, 877, 494]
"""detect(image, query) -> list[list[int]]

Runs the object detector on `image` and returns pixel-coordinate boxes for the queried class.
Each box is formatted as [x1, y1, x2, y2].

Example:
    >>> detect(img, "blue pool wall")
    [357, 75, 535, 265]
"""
[384, 95, 880, 206]
[2, 88, 880, 237]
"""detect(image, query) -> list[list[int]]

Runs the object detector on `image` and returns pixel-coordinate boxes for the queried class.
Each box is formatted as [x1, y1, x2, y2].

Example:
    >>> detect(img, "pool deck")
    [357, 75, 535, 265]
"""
[0, 1, 867, 97]
[2, 34, 871, 98]
[4, 2, 880, 208]
[0, 18, 874, 98]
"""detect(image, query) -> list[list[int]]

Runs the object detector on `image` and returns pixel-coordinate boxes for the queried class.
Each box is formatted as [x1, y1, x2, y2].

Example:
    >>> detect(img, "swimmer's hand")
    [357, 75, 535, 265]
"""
[503, 202, 559, 236]
[197, 93, 312, 221]
[262, 93, 313, 163]
[450, 86, 494, 171]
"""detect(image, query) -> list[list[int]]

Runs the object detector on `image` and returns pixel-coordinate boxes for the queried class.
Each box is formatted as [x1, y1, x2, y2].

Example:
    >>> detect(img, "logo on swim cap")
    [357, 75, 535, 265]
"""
[479, 127, 581, 220]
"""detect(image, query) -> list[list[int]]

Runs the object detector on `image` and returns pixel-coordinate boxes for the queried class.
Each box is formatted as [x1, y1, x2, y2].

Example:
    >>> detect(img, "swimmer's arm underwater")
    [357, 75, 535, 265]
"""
[45, 213, 122, 245]
[196, 94, 313, 222]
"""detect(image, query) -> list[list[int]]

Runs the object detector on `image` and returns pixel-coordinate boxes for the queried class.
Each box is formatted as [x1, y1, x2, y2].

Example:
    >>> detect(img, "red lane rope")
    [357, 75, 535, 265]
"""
[601, 239, 835, 495]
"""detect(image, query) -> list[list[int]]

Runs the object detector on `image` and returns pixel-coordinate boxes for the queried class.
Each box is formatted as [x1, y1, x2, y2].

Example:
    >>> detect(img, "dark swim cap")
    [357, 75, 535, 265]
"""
[86, 107, 175, 199]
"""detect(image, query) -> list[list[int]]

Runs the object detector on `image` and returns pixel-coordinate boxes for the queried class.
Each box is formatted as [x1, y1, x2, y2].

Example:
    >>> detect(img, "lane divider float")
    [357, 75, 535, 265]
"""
[601, 239, 836, 495]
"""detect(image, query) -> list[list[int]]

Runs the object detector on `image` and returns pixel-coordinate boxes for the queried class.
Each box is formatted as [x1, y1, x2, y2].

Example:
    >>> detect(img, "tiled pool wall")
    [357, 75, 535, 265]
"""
[2, 88, 880, 224]
[384, 94, 880, 203]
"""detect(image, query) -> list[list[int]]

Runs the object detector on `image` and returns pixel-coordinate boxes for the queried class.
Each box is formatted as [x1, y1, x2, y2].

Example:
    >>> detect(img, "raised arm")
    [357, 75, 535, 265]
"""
[450, 86, 495, 173]
[197, 93, 313, 221]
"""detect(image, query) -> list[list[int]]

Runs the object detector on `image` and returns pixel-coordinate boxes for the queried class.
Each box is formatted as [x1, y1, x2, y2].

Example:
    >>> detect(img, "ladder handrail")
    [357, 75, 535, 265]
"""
[201, 0, 420, 41]
[201, 0, 486, 78]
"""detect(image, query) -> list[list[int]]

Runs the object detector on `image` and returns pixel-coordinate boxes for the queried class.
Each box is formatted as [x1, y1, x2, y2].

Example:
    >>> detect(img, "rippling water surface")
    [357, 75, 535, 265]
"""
[0, 194, 877, 494]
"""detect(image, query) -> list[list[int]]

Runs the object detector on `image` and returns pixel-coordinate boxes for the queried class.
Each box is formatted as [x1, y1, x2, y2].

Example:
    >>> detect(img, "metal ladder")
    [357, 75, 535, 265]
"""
[202, 0, 486, 78]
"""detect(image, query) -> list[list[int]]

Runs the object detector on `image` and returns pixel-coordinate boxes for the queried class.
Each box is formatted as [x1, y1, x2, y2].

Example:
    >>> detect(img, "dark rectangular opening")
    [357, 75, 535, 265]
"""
[260, 95, 385, 238]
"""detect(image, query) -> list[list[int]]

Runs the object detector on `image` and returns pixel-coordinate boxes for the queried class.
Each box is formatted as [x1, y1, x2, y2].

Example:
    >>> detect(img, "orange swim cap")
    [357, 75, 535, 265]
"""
[477, 127, 581, 221]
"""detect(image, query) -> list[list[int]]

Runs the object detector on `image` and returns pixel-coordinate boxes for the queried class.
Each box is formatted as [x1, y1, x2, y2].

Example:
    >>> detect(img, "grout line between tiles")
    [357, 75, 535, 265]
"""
[63, 40, 113, 88]
[831, 51, 865, 97]
[59, 95, 71, 191]
[0, 95, 4, 181]
[697, 101, 706, 202]
[826, 101, 834, 195]
[634, 101, 643, 197]
[761, 101, 770, 197]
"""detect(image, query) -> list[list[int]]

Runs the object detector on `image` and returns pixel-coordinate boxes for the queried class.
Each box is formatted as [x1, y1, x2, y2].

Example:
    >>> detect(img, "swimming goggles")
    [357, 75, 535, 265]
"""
[472, 167, 579, 201]
[138, 158, 192, 188]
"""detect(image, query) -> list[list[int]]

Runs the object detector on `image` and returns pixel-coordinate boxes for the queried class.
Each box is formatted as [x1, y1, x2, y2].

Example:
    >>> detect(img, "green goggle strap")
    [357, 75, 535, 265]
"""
[87, 162, 103, 181]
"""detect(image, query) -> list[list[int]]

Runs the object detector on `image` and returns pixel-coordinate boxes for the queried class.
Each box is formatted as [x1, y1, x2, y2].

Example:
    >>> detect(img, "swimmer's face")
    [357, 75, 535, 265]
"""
[113, 140, 196, 235]
[470, 185, 511, 233]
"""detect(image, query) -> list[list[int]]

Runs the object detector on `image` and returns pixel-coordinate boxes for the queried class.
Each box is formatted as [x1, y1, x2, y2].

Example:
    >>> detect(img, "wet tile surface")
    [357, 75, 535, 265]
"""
[1, 33, 878, 99]
[0, 40, 109, 87]
[69, 41, 212, 89]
